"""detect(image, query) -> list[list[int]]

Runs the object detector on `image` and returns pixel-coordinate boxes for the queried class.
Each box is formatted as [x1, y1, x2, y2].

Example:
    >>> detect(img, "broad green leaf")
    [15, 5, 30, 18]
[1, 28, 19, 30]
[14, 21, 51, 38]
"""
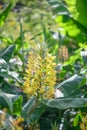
[0, 45, 15, 62]
[0, 90, 13, 113]
[22, 96, 36, 118]
[47, 0, 87, 41]
[0, 1, 14, 26]
[42, 98, 87, 109]
[55, 74, 85, 97]
[0, 89, 22, 114]
[65, 0, 87, 29]
[30, 103, 47, 122]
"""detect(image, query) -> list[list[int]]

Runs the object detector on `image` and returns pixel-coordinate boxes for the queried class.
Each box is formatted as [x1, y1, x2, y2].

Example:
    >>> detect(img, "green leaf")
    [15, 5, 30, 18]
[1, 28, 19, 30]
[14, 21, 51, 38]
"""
[0, 90, 13, 113]
[48, 0, 87, 41]
[73, 112, 82, 127]
[65, 0, 87, 29]
[0, 58, 7, 68]
[0, 89, 22, 114]
[22, 97, 47, 122]
[81, 50, 87, 66]
[0, 1, 14, 26]
[47, 0, 70, 15]
[64, 51, 80, 66]
[13, 95, 23, 116]
[14, 37, 22, 53]
[30, 103, 47, 122]
[0, 69, 9, 78]
[0, 45, 15, 62]
[0, 36, 13, 45]
[43, 28, 58, 62]
[42, 98, 87, 109]
[22, 96, 36, 118]
[55, 74, 85, 97]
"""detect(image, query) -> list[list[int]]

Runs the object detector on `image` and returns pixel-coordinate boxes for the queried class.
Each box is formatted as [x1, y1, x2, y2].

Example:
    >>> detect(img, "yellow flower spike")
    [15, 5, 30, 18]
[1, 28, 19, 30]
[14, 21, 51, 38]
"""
[23, 43, 57, 99]
[80, 123, 85, 130]
[80, 113, 87, 130]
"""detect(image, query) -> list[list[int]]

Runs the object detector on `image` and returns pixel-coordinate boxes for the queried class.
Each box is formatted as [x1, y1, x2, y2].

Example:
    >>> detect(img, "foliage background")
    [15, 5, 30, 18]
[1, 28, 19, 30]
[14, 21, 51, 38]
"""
[0, 0, 87, 130]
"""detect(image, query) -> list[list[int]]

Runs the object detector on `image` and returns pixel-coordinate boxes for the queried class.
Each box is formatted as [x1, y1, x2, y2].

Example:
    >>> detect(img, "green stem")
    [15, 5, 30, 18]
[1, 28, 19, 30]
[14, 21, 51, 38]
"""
[20, 17, 25, 74]
[28, 99, 38, 116]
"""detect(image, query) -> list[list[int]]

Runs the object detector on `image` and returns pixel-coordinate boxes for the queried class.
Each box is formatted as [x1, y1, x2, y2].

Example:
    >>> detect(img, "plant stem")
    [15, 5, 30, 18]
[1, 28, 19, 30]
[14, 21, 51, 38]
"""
[20, 17, 25, 74]
[28, 99, 38, 116]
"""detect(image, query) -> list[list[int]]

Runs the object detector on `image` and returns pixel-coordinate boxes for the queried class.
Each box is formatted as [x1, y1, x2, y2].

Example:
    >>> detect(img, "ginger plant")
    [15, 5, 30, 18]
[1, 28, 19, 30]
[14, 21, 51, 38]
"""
[23, 42, 56, 99]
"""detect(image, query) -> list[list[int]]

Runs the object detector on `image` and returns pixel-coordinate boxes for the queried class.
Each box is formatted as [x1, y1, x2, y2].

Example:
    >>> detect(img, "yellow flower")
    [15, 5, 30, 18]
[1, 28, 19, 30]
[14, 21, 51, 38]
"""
[80, 114, 87, 130]
[23, 43, 56, 99]
[12, 117, 24, 130]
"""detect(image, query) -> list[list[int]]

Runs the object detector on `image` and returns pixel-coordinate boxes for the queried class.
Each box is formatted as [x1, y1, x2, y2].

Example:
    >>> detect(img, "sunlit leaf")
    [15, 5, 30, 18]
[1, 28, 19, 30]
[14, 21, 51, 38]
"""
[13, 95, 23, 116]
[65, 0, 87, 29]
[0, 1, 14, 26]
